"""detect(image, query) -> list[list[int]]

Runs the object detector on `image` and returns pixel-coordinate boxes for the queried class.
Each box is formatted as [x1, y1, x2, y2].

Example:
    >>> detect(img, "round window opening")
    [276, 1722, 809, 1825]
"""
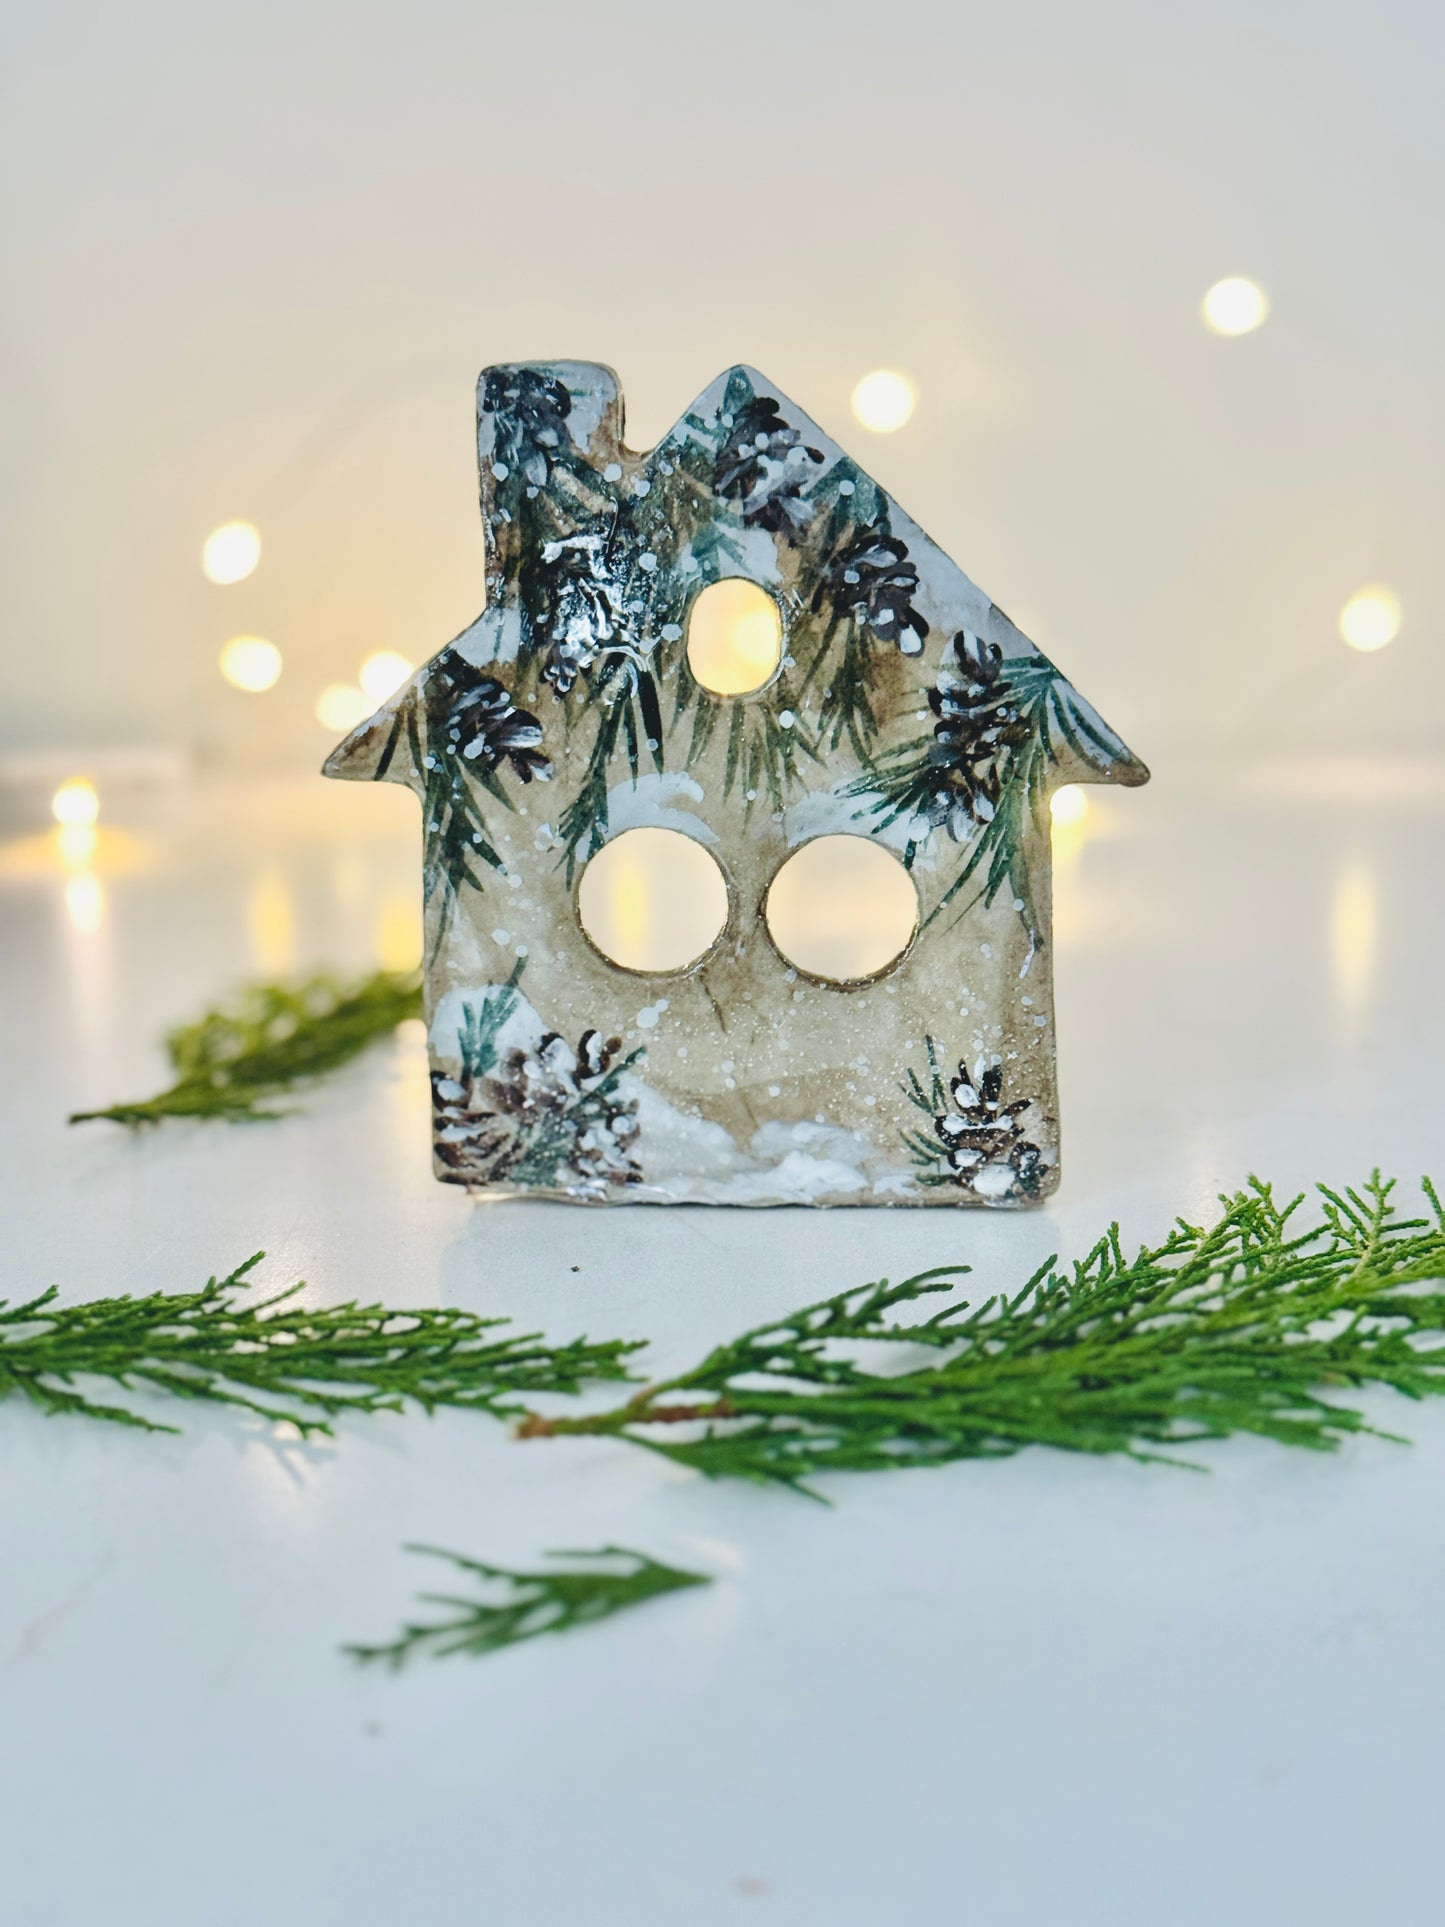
[577, 826, 730, 974]
[764, 835, 919, 983]
[686, 578, 784, 696]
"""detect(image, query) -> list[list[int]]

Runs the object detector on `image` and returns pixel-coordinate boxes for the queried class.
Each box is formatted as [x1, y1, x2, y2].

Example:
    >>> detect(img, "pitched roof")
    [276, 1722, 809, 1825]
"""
[324, 361, 1148, 793]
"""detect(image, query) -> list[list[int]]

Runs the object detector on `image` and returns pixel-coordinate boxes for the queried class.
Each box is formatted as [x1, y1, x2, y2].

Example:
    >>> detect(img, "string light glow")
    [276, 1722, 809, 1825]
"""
[219, 636, 282, 692]
[316, 684, 372, 733]
[850, 370, 917, 433]
[1201, 279, 1269, 336]
[359, 650, 416, 704]
[202, 522, 261, 585]
[1339, 587, 1402, 653]
[1331, 861, 1377, 1020]
[58, 823, 98, 868]
[65, 874, 104, 935]
[1050, 785, 1089, 828]
[52, 778, 99, 827]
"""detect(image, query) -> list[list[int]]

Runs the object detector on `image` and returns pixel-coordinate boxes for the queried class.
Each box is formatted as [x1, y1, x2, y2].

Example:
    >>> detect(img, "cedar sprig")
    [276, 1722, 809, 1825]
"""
[518, 1173, 1445, 1496]
[69, 967, 422, 1125]
[346, 1544, 710, 1669]
[0, 1254, 641, 1436]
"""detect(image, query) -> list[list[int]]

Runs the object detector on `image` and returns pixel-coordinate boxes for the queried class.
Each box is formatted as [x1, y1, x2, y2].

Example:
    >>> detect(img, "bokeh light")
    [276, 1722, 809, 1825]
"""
[1331, 860, 1377, 1021]
[850, 369, 916, 433]
[248, 868, 295, 975]
[202, 521, 261, 584]
[58, 822, 98, 868]
[1201, 279, 1269, 336]
[219, 635, 282, 692]
[65, 873, 104, 934]
[359, 649, 416, 704]
[52, 778, 99, 826]
[1339, 587, 1401, 653]
[1050, 784, 1089, 828]
[316, 683, 372, 732]
[375, 894, 423, 972]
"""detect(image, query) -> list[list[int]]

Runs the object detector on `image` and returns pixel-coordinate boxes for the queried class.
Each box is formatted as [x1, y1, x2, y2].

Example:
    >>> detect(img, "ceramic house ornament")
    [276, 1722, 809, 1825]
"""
[325, 362, 1147, 1207]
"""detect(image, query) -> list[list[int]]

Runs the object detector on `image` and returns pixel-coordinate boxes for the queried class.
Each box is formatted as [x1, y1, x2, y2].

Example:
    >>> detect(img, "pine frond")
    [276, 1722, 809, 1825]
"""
[520, 1173, 1445, 1497]
[0, 1256, 640, 1435]
[69, 969, 423, 1125]
[345, 1544, 710, 1668]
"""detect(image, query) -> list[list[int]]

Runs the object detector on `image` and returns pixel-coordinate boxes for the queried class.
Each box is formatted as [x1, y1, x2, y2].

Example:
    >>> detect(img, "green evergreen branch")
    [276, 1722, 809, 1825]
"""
[0, 1255, 641, 1436]
[518, 1173, 1445, 1497]
[69, 968, 422, 1125]
[345, 1544, 710, 1668]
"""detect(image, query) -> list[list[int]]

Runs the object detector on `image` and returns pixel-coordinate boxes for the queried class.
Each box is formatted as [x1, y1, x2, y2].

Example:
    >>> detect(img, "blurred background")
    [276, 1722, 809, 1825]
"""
[1, 0, 1441, 974]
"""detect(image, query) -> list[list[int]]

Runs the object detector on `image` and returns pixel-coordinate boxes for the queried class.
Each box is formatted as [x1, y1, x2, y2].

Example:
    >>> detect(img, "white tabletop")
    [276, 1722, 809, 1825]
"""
[2, 758, 1442, 1927]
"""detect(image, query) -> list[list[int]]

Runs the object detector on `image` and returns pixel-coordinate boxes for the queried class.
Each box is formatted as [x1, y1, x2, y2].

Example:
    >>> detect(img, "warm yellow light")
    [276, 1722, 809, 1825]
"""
[219, 635, 282, 692]
[1339, 587, 1401, 653]
[65, 873, 103, 934]
[52, 778, 99, 827]
[57, 822, 98, 869]
[1331, 861, 1376, 1016]
[316, 683, 372, 732]
[202, 521, 261, 584]
[375, 895, 423, 972]
[1201, 278, 1269, 336]
[248, 868, 295, 975]
[686, 579, 784, 695]
[359, 649, 416, 704]
[1050, 784, 1089, 827]
[850, 369, 916, 433]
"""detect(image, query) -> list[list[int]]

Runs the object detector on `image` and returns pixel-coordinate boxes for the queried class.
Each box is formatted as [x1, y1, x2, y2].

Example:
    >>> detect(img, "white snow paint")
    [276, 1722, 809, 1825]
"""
[623, 1085, 917, 1206]
[455, 604, 524, 668]
[781, 783, 938, 864]
[602, 771, 721, 844]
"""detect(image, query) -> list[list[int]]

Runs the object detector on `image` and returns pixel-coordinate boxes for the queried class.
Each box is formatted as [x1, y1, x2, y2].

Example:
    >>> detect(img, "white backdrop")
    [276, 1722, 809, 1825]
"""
[2, 0, 1441, 772]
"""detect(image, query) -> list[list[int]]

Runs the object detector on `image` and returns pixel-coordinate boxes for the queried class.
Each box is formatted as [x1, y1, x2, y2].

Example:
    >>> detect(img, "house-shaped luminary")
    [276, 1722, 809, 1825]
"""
[324, 362, 1147, 1207]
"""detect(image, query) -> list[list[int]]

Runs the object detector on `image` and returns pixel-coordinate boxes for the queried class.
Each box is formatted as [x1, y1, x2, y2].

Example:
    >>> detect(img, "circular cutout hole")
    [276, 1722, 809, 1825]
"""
[764, 835, 919, 983]
[577, 827, 729, 973]
[686, 578, 784, 696]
